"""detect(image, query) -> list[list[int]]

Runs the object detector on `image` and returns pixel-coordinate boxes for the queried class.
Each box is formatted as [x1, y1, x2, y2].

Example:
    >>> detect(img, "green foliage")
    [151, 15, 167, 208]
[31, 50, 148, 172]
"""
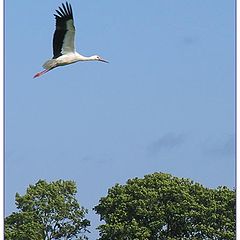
[94, 172, 235, 240]
[5, 180, 90, 240]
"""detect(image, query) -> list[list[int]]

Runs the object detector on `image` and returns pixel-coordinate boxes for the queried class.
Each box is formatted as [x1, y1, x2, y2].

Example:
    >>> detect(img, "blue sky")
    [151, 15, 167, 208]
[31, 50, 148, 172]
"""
[5, 0, 235, 238]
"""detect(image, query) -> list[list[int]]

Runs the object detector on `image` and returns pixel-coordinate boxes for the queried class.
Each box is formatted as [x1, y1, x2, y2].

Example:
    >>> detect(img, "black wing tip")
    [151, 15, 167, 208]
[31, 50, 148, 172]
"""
[54, 2, 73, 19]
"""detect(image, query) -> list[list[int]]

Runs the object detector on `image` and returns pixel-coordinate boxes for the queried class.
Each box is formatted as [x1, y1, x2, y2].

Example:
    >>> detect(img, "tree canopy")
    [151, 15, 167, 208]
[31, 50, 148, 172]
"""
[94, 172, 235, 240]
[5, 179, 90, 240]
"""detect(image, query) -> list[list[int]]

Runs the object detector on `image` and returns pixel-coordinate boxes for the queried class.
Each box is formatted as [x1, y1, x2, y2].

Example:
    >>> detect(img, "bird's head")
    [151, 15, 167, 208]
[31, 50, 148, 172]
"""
[92, 55, 109, 63]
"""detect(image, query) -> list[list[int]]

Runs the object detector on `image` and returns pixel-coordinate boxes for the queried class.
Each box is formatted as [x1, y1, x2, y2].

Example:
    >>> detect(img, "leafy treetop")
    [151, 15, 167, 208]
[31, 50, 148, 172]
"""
[5, 179, 90, 240]
[94, 172, 235, 240]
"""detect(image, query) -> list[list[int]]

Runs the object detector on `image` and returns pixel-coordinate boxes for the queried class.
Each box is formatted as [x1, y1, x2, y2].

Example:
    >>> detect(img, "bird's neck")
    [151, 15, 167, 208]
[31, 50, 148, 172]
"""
[76, 53, 95, 61]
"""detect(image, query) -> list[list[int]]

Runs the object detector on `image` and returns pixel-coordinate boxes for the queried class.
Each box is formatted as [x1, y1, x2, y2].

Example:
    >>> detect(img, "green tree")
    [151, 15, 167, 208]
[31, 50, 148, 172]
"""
[94, 172, 235, 240]
[5, 179, 90, 240]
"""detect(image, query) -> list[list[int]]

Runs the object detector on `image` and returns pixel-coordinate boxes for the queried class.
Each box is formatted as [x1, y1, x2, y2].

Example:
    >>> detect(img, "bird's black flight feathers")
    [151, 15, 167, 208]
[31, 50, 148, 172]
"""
[52, 2, 74, 58]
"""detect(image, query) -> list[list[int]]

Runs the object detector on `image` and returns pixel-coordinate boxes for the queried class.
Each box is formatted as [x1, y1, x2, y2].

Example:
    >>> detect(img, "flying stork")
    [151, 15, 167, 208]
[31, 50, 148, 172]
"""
[33, 2, 108, 78]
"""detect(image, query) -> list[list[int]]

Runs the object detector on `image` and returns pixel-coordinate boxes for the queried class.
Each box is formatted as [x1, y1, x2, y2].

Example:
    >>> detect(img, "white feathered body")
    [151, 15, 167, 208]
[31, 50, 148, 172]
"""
[42, 52, 93, 70]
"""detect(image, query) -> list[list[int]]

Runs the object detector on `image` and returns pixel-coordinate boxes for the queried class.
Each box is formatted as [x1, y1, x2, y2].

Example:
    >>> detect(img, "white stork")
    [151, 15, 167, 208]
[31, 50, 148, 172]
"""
[34, 2, 108, 78]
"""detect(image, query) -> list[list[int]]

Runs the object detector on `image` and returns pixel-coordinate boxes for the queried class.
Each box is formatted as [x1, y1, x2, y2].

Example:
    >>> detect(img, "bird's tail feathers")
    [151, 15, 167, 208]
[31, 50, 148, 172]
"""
[43, 59, 57, 70]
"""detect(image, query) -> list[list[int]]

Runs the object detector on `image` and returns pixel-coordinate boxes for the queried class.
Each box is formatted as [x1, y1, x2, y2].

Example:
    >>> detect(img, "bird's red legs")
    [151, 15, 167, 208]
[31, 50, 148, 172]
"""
[33, 69, 49, 78]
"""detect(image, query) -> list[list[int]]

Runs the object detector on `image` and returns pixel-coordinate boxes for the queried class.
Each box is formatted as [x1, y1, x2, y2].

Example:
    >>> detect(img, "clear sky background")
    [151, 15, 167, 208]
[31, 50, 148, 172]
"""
[5, 0, 235, 239]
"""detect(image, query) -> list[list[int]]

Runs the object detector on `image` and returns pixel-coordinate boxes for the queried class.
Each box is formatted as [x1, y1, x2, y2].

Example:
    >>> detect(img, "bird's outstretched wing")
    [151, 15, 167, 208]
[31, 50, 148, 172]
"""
[53, 2, 75, 58]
